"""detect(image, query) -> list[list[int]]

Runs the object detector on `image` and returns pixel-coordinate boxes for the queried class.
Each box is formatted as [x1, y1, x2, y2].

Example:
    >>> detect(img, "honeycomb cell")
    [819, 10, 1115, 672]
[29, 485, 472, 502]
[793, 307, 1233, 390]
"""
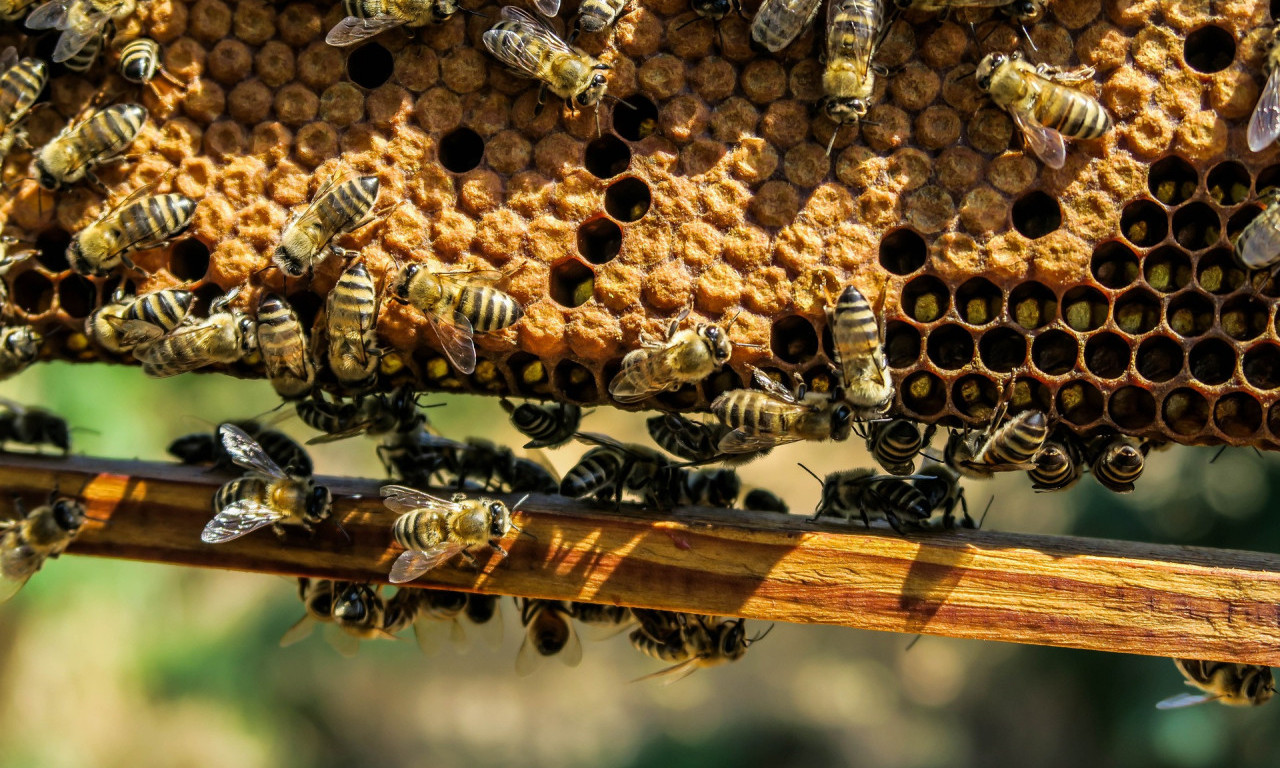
[878, 228, 927, 275]
[1167, 292, 1214, 338]
[285, 291, 323, 332]
[346, 42, 395, 90]
[1214, 392, 1262, 439]
[771, 316, 819, 364]
[1147, 155, 1197, 205]
[1220, 295, 1268, 341]
[583, 135, 631, 178]
[1109, 385, 1157, 430]
[1163, 387, 1209, 435]
[56, 275, 95, 319]
[1206, 160, 1251, 205]
[1224, 205, 1261, 243]
[1010, 191, 1061, 239]
[978, 326, 1026, 372]
[613, 95, 660, 141]
[1011, 376, 1052, 413]
[1061, 286, 1108, 332]
[703, 366, 743, 402]
[884, 321, 921, 367]
[901, 275, 949, 323]
[34, 228, 71, 272]
[439, 127, 485, 174]
[1135, 335, 1183, 382]
[1084, 331, 1128, 378]
[1143, 246, 1192, 293]
[952, 374, 999, 420]
[1242, 343, 1280, 389]
[171, 237, 211, 281]
[1183, 25, 1236, 74]
[1171, 202, 1220, 250]
[1031, 330, 1077, 375]
[954, 277, 1001, 326]
[1090, 241, 1139, 289]
[1058, 381, 1105, 425]
[506, 353, 550, 397]
[1008, 281, 1057, 330]
[13, 271, 53, 315]
[926, 324, 974, 370]
[1114, 288, 1160, 334]
[555, 359, 599, 403]
[1119, 199, 1168, 247]
[1188, 337, 1235, 385]
[605, 178, 651, 222]
[901, 371, 946, 416]
[577, 218, 623, 265]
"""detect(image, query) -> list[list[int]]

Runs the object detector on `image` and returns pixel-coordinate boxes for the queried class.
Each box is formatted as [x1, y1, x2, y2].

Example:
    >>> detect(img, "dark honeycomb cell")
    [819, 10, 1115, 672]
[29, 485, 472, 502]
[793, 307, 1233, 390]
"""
[13, 271, 53, 315]
[555, 359, 599, 403]
[878, 229, 927, 275]
[900, 371, 946, 416]
[347, 42, 394, 89]
[170, 238, 212, 281]
[613, 95, 660, 142]
[1030, 329, 1077, 375]
[604, 177, 652, 222]
[1057, 381, 1104, 425]
[34, 228, 71, 272]
[1183, 25, 1236, 74]
[926, 324, 975, 370]
[286, 291, 323, 331]
[1206, 161, 1251, 205]
[978, 326, 1026, 372]
[954, 277, 1001, 326]
[1143, 246, 1192, 293]
[1243, 343, 1280, 389]
[1061, 286, 1108, 332]
[1120, 199, 1168, 247]
[1011, 377, 1052, 413]
[507, 352, 552, 396]
[952, 374, 999, 420]
[1220, 295, 1268, 341]
[1084, 332, 1128, 378]
[1011, 191, 1061, 239]
[584, 135, 632, 179]
[1108, 386, 1157, 430]
[1163, 388, 1209, 435]
[1225, 205, 1261, 242]
[56, 274, 95, 319]
[1214, 392, 1262, 438]
[1090, 241, 1139, 289]
[1188, 337, 1235, 385]
[1167, 292, 1214, 338]
[1113, 288, 1160, 334]
[901, 275, 949, 323]
[1148, 156, 1198, 206]
[1135, 336, 1183, 382]
[439, 127, 486, 174]
[703, 366, 743, 401]
[190, 283, 226, 316]
[1008, 281, 1056, 330]
[771, 315, 819, 363]
[884, 321, 922, 367]
[1195, 248, 1246, 294]
[577, 218, 623, 264]
[1257, 164, 1280, 194]
[549, 258, 595, 308]
[1171, 203, 1220, 251]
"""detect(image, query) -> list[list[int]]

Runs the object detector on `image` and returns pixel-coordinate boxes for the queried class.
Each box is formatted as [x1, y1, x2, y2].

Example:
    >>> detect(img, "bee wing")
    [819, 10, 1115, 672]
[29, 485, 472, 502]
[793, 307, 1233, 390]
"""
[411, 617, 448, 656]
[717, 429, 799, 454]
[110, 318, 166, 349]
[574, 430, 629, 451]
[631, 658, 702, 685]
[326, 627, 362, 658]
[559, 620, 583, 667]
[201, 500, 286, 543]
[305, 424, 374, 444]
[220, 423, 288, 478]
[136, 321, 222, 375]
[753, 0, 822, 52]
[750, 367, 797, 403]
[429, 312, 477, 375]
[608, 359, 663, 402]
[325, 14, 408, 46]
[1249, 68, 1280, 152]
[23, 0, 69, 29]
[465, 610, 504, 651]
[483, 9, 575, 77]
[533, 0, 560, 15]
[1010, 108, 1066, 170]
[279, 614, 318, 647]
[1156, 692, 1220, 710]
[0, 573, 31, 605]
[825, 0, 875, 81]
[389, 544, 462, 583]
[0, 47, 16, 71]
[51, 18, 108, 63]
[379, 484, 459, 514]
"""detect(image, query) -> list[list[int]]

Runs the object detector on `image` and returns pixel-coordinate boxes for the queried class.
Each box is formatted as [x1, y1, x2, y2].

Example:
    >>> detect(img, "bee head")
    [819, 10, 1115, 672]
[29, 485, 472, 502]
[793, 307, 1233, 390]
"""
[390, 265, 418, 303]
[7, 327, 40, 356]
[975, 53, 1004, 91]
[34, 158, 61, 192]
[692, 0, 731, 19]
[305, 485, 332, 522]
[487, 501, 510, 537]
[237, 317, 258, 353]
[699, 324, 732, 364]
[577, 64, 611, 107]
[51, 499, 85, 531]
[829, 402, 854, 442]
[1246, 668, 1276, 704]
[822, 97, 868, 126]
[1002, 0, 1044, 22]
[718, 619, 750, 660]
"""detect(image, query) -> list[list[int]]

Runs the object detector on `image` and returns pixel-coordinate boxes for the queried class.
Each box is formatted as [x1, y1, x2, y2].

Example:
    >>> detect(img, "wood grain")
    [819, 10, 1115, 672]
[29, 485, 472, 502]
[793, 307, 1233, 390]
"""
[4, 453, 1279, 664]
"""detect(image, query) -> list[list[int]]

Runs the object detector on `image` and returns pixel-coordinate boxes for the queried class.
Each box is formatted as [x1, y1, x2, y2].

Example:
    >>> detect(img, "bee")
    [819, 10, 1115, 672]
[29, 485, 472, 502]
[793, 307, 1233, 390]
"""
[34, 102, 146, 190]
[24, 0, 137, 63]
[856, 418, 936, 475]
[690, 0, 742, 22]
[169, 420, 313, 476]
[515, 598, 582, 676]
[911, 463, 974, 529]
[561, 432, 672, 508]
[1158, 659, 1275, 710]
[709, 368, 854, 454]
[280, 577, 338, 647]
[631, 611, 768, 683]
[0, 493, 88, 603]
[1249, 26, 1280, 152]
[750, 0, 822, 53]
[388, 264, 524, 375]
[202, 424, 331, 542]
[680, 467, 741, 508]
[256, 293, 315, 401]
[569, 601, 632, 631]
[139, 289, 257, 378]
[273, 173, 380, 279]
[1087, 434, 1144, 494]
[0, 325, 41, 381]
[647, 413, 726, 462]
[377, 424, 456, 486]
[403, 589, 469, 654]
[0, 49, 48, 163]
[894, 0, 1044, 23]
[575, 0, 628, 35]
[945, 409, 1049, 479]
[380, 484, 522, 583]
[86, 286, 193, 354]
[117, 37, 184, 95]
[1028, 434, 1083, 492]
[975, 52, 1112, 170]
[326, 0, 462, 47]
[62, 29, 103, 72]
[482, 6, 610, 117]
[829, 285, 894, 418]
[806, 466, 932, 533]
[327, 582, 395, 656]
[501, 398, 581, 449]
[68, 191, 195, 277]
[608, 310, 735, 403]
[820, 0, 883, 154]
[297, 386, 423, 443]
[742, 487, 788, 514]
[325, 259, 381, 390]
[1232, 189, 1280, 273]
[0, 399, 70, 453]
[0, 0, 41, 20]
[380, 586, 424, 638]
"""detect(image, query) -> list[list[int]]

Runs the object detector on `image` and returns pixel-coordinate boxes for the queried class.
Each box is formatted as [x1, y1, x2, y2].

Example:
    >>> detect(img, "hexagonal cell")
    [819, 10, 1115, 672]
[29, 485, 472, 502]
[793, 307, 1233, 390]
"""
[878, 228, 927, 276]
[439, 127, 485, 174]
[613, 95, 660, 142]
[1008, 281, 1056, 330]
[34, 228, 70, 272]
[1120, 199, 1168, 247]
[1135, 336, 1183, 383]
[56, 274, 95, 318]
[1011, 191, 1060, 239]
[1060, 286, 1107, 332]
[1142, 246, 1192, 293]
[1206, 161, 1251, 205]
[1166, 292, 1214, 338]
[584, 134, 632, 179]
[703, 366, 743, 401]
[1213, 392, 1262, 439]
[901, 275, 949, 323]
[286, 290, 323, 331]
[1195, 248, 1246, 294]
[954, 277, 1001, 326]
[1163, 388, 1209, 436]
[1183, 25, 1236, 74]
[1113, 288, 1160, 334]
[170, 238, 211, 282]
[470, 359, 510, 394]
[925, 323, 975, 370]
[900, 371, 946, 417]
[771, 315, 819, 364]
[1147, 156, 1198, 206]
[1243, 343, 1280, 389]
[1108, 386, 1156, 430]
[190, 283, 226, 316]
[507, 352, 553, 396]
[577, 217, 623, 264]
[1187, 337, 1235, 385]
[884, 320, 921, 367]
[1011, 377, 1052, 413]
[347, 42, 394, 89]
[554, 358, 599, 403]
[1030, 329, 1077, 375]
[1057, 381, 1104, 426]
[549, 258, 595, 308]
[1220, 295, 1268, 341]
[604, 177, 651, 222]
[1084, 332, 1127, 378]
[951, 374, 999, 420]
[1171, 202, 1220, 251]
[13, 270, 53, 315]
[978, 326, 1026, 372]
[1090, 241, 1139, 289]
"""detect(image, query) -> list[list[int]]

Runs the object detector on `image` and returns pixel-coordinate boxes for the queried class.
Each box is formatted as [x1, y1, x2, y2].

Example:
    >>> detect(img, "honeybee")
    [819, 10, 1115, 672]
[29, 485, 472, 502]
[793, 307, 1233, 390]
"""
[326, 0, 462, 47]
[1087, 434, 1143, 494]
[138, 289, 257, 377]
[829, 284, 893, 418]
[34, 102, 146, 190]
[274, 174, 380, 278]
[975, 52, 1112, 170]
[117, 37, 184, 95]
[203, 424, 332, 542]
[0, 49, 47, 163]
[690, 0, 742, 22]
[328, 582, 394, 656]
[24, 0, 136, 63]
[677, 467, 741, 507]
[630, 611, 768, 683]
[380, 485, 522, 583]
[820, 0, 883, 154]
[1249, 26, 1280, 152]
[482, 6, 610, 115]
[388, 264, 524, 375]
[911, 463, 974, 529]
[894, 0, 1044, 23]
[169, 420, 313, 476]
[806, 465, 932, 533]
[945, 409, 1049, 479]
[297, 386, 423, 443]
[750, 0, 822, 53]
[1027, 434, 1082, 492]
[0, 399, 71, 453]
[609, 311, 735, 403]
[710, 368, 854, 454]
[856, 418, 936, 475]
[0, 493, 88, 603]
[647, 413, 725, 462]
[0, 0, 40, 20]
[1232, 189, 1280, 273]
[516, 598, 583, 676]
[68, 191, 195, 277]
[501, 398, 581, 449]
[1158, 659, 1275, 710]
[280, 577, 338, 647]
[325, 259, 381, 390]
[256, 293, 315, 401]
[576, 0, 628, 34]
[742, 487, 788, 514]
[0, 325, 41, 380]
[86, 286, 193, 355]
[561, 431, 672, 508]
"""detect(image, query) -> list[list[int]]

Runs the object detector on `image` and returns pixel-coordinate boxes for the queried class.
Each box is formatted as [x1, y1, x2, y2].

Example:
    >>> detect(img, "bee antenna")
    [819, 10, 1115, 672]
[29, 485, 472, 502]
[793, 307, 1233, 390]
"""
[796, 463, 823, 486]
[825, 125, 840, 157]
[607, 95, 638, 110]
[954, 69, 975, 81]
[675, 14, 704, 30]
[512, 492, 531, 511]
[904, 633, 923, 651]
[1208, 445, 1228, 463]
[1019, 24, 1037, 52]
[68, 425, 100, 435]
[333, 517, 352, 544]
[457, 6, 489, 17]
[749, 622, 775, 643]
[859, 119, 880, 127]
[977, 496, 993, 529]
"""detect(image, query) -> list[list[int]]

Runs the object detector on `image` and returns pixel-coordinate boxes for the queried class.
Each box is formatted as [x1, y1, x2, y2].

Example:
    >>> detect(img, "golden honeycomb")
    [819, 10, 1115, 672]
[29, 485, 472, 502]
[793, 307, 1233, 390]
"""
[1, 0, 1279, 448]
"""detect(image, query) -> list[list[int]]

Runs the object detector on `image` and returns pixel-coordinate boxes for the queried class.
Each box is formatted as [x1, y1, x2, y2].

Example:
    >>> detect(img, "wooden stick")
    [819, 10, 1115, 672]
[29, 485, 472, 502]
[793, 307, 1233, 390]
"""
[5, 453, 1279, 664]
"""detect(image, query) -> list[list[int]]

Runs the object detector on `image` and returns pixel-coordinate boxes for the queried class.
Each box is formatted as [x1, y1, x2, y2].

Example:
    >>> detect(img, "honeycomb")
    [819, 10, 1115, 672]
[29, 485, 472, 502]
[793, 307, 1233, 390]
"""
[1, 0, 1279, 448]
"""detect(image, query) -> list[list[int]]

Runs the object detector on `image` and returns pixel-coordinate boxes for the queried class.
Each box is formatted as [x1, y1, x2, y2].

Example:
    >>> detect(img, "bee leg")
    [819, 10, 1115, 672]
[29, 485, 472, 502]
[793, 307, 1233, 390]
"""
[533, 84, 549, 116]
[460, 549, 481, 569]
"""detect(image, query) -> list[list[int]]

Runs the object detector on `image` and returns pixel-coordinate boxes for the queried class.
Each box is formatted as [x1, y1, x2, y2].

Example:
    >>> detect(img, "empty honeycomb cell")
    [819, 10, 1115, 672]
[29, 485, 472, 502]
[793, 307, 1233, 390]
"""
[1084, 331, 1129, 379]
[1147, 155, 1198, 206]
[56, 275, 95, 320]
[34, 229, 71, 272]
[1171, 202, 1220, 250]
[901, 371, 946, 417]
[1011, 376, 1053, 413]
[1183, 25, 1236, 73]
[1058, 381, 1105, 425]
[577, 218, 624, 265]
[584, 135, 632, 179]
[170, 238, 211, 282]
[346, 44, 394, 90]
[1243, 343, 1280, 390]
[1206, 160, 1251, 205]
[1113, 288, 1160, 334]
[1031, 330, 1078, 376]
[771, 316, 819, 364]
[703, 367, 743, 402]
[926, 324, 975, 370]
[555, 359, 599, 403]
[1187, 337, 1236, 387]
[884, 321, 922, 368]
[1008, 281, 1057, 330]
[604, 177, 652, 223]
[878, 228, 927, 275]
[1194, 248, 1245, 294]
[1214, 392, 1262, 439]
[613, 95, 660, 142]
[1061, 286, 1108, 332]
[549, 259, 596, 309]
[439, 127, 485, 174]
[1220, 295, 1268, 341]
[1167, 292, 1214, 338]
[13, 271, 53, 316]
[1135, 335, 1183, 382]
[1143, 246, 1192, 293]
[978, 327, 1026, 372]
[901, 275, 949, 323]
[1010, 191, 1061, 239]
[1090, 241, 1139, 289]
[1119, 199, 1168, 247]
[1224, 205, 1261, 243]
[952, 374, 1000, 420]
[1163, 387, 1209, 435]
[1109, 385, 1157, 430]
[285, 291, 323, 332]
[954, 277, 1001, 326]
[189, 283, 226, 317]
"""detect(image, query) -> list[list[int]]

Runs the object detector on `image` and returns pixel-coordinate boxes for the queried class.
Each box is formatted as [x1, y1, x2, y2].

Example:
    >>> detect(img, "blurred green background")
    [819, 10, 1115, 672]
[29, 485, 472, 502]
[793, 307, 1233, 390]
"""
[0, 361, 1276, 768]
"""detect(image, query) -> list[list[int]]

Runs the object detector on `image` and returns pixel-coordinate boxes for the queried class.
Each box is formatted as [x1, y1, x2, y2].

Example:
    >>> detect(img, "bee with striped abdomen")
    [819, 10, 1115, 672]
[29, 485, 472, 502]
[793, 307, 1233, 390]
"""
[631, 611, 768, 683]
[570, 601, 632, 633]
[1232, 189, 1280, 274]
[1087, 434, 1144, 494]
[139, 289, 256, 377]
[710, 368, 854, 454]
[1028, 434, 1082, 492]
[646, 412, 729, 463]
[0, 399, 71, 454]
[975, 52, 1112, 170]
[380, 485, 522, 582]
[0, 49, 47, 164]
[750, 0, 821, 52]
[0, 492, 87, 603]
[34, 102, 146, 190]
[257, 293, 315, 401]
[856, 418, 935, 476]
[117, 37, 184, 95]
[911, 463, 973, 529]
[560, 431, 672, 508]
[25, 0, 136, 64]
[501, 398, 581, 449]
[168, 420, 312, 476]
[326, 0, 462, 47]
[1249, 26, 1280, 152]
[0, 325, 41, 381]
[482, 6, 610, 116]
[1158, 659, 1275, 710]
[820, 0, 883, 154]
[86, 286, 193, 355]
[690, 0, 742, 22]
[298, 386, 423, 444]
[325, 259, 381, 390]
[806, 466, 932, 533]
[608, 310, 737, 403]
[575, 0, 628, 35]
[945, 409, 1049, 479]
[280, 577, 338, 647]
[388, 263, 524, 375]
[274, 173, 380, 278]
[68, 190, 196, 277]
[516, 598, 582, 675]
[829, 284, 894, 418]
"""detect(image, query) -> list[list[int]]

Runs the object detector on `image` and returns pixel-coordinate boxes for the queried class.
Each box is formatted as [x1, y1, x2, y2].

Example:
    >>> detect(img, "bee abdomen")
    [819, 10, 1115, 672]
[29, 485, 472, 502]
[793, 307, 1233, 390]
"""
[83, 103, 148, 157]
[119, 194, 195, 249]
[561, 449, 623, 498]
[456, 285, 523, 332]
[1028, 440, 1081, 491]
[1040, 87, 1111, 139]
[127, 288, 193, 331]
[868, 419, 926, 474]
[976, 411, 1049, 466]
[0, 58, 45, 116]
[342, 0, 388, 18]
[62, 33, 103, 73]
[323, 176, 380, 231]
[119, 38, 160, 83]
[714, 391, 788, 434]
[1090, 437, 1144, 493]
[213, 477, 267, 511]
